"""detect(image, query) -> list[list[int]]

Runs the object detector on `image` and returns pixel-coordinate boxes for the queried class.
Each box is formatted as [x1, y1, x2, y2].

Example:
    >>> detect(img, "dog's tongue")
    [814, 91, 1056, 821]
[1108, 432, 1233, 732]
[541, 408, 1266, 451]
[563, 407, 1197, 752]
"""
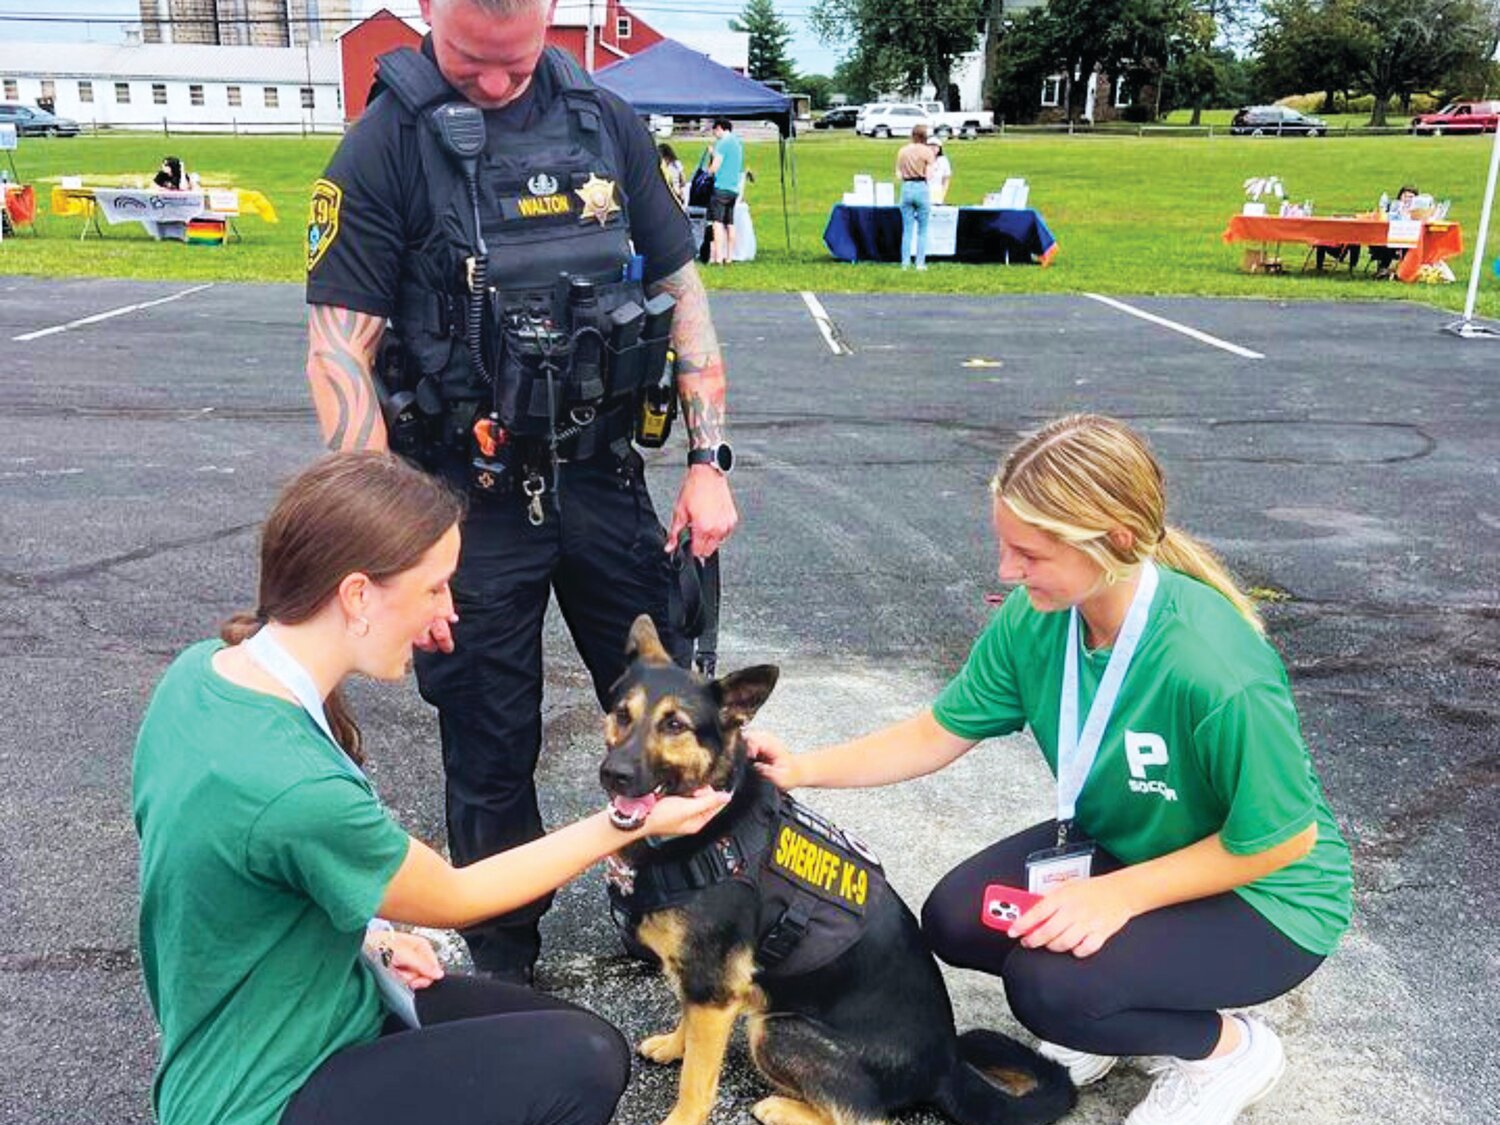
[610, 793, 659, 828]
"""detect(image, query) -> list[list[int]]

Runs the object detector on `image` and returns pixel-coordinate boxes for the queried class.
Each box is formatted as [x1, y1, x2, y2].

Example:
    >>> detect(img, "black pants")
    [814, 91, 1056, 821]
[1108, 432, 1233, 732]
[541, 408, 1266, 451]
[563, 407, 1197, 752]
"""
[921, 821, 1325, 1060]
[281, 975, 629, 1125]
[414, 453, 687, 974]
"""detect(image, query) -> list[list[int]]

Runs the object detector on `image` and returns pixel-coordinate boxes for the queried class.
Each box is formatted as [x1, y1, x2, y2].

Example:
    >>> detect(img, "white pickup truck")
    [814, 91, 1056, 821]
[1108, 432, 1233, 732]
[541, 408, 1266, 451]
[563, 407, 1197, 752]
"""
[919, 101, 995, 138]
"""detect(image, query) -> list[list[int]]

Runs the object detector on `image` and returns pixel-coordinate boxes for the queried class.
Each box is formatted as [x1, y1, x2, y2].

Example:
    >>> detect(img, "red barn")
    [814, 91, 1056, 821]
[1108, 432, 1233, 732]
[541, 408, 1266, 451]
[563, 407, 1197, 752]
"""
[338, 8, 423, 125]
[547, 0, 666, 71]
[338, 3, 680, 126]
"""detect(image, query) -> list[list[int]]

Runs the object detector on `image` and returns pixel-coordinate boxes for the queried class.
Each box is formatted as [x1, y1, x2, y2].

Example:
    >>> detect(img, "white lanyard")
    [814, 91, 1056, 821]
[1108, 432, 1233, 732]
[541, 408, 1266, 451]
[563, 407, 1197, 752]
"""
[243, 627, 364, 783]
[1056, 560, 1159, 831]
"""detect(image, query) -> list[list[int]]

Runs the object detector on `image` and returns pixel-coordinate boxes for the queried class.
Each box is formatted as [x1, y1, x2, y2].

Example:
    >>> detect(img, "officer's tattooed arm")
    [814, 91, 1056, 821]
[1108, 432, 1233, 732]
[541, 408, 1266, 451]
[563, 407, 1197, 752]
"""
[649, 262, 725, 452]
[306, 304, 388, 451]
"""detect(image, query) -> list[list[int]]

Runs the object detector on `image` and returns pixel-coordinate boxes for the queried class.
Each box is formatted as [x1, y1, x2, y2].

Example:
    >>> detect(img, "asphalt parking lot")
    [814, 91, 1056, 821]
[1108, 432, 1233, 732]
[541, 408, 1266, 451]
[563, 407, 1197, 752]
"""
[1, 277, 1496, 1124]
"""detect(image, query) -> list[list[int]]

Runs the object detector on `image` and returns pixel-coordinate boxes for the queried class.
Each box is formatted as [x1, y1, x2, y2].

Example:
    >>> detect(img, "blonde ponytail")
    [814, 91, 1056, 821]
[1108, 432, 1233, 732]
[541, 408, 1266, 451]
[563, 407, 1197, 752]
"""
[994, 414, 1264, 633]
[1155, 525, 1263, 634]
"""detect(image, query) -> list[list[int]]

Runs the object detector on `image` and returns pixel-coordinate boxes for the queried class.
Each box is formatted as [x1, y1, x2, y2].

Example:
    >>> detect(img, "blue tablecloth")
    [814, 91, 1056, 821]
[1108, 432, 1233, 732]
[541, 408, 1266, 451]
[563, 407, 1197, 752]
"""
[822, 204, 1058, 265]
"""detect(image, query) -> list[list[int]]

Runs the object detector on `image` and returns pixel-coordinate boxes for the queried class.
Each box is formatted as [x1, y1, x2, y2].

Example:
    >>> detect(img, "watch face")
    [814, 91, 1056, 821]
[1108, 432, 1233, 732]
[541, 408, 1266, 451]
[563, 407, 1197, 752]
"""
[714, 443, 734, 473]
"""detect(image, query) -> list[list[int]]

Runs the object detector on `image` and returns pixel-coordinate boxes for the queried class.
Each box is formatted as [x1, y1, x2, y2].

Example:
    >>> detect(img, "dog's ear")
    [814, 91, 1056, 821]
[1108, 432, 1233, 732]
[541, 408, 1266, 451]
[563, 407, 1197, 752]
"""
[713, 665, 779, 729]
[625, 614, 672, 666]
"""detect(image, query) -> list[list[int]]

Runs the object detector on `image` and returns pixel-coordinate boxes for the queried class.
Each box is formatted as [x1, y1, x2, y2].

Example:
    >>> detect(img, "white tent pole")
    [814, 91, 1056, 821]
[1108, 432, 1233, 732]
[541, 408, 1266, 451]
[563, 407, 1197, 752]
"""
[1460, 118, 1500, 326]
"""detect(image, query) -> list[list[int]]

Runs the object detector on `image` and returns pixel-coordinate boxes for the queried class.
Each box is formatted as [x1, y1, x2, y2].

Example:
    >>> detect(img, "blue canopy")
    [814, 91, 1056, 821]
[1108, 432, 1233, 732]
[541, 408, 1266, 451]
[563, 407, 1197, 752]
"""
[595, 39, 793, 136]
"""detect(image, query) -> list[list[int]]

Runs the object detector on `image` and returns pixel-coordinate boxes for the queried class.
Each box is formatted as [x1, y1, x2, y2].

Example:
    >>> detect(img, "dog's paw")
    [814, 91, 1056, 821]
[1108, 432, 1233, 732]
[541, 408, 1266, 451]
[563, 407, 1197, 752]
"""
[638, 1028, 686, 1064]
[750, 1096, 823, 1125]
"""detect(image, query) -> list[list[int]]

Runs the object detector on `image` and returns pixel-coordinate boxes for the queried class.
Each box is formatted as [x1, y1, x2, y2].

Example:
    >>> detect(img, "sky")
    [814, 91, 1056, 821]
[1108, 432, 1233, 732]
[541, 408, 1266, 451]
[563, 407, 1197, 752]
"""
[0, 1, 847, 75]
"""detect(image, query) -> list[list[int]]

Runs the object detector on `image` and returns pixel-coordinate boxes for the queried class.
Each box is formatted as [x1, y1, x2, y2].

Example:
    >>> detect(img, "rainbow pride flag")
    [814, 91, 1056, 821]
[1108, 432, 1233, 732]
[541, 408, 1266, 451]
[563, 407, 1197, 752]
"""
[186, 217, 226, 246]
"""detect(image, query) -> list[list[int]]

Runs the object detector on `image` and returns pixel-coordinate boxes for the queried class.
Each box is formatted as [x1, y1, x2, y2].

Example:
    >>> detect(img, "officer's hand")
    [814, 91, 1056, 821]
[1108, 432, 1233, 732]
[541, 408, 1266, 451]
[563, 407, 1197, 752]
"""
[667, 466, 738, 560]
[1008, 873, 1137, 958]
[413, 611, 459, 654]
[642, 787, 732, 837]
[746, 730, 801, 790]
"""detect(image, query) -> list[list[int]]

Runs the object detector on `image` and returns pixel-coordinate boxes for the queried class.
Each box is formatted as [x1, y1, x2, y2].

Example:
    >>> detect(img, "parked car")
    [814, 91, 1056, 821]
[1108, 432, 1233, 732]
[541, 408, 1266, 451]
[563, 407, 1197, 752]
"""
[1229, 106, 1326, 136]
[0, 103, 81, 137]
[1409, 100, 1500, 135]
[856, 103, 933, 138]
[814, 106, 860, 130]
[918, 101, 995, 137]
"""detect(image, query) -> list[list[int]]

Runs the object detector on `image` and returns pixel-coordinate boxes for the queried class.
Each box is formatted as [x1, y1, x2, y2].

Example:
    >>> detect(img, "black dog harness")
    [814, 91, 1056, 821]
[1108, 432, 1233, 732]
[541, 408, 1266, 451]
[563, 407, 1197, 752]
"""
[607, 786, 887, 979]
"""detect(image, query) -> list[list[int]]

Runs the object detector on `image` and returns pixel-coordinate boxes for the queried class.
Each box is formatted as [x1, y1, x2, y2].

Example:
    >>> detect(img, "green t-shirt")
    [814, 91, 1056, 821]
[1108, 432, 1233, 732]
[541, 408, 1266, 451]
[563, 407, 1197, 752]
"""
[133, 640, 411, 1125]
[933, 568, 1352, 956]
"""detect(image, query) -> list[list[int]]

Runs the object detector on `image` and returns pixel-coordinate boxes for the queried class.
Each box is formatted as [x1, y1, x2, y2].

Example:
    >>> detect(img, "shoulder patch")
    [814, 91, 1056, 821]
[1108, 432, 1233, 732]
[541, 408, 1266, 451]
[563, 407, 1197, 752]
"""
[307, 178, 342, 272]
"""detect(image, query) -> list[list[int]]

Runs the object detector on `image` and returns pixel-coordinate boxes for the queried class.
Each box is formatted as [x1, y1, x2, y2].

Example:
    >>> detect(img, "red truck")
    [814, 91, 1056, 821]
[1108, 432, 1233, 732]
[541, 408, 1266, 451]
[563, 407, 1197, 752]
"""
[1410, 100, 1500, 135]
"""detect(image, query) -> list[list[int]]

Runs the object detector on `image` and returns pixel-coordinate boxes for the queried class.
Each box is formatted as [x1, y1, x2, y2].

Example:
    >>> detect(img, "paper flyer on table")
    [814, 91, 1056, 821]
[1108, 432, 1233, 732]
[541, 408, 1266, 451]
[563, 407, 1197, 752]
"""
[1385, 219, 1421, 247]
[928, 207, 959, 257]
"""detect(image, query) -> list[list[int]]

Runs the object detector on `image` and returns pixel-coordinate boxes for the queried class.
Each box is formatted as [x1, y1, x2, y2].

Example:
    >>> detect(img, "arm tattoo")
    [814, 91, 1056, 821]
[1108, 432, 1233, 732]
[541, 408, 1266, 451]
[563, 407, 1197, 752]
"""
[649, 262, 726, 451]
[306, 305, 387, 451]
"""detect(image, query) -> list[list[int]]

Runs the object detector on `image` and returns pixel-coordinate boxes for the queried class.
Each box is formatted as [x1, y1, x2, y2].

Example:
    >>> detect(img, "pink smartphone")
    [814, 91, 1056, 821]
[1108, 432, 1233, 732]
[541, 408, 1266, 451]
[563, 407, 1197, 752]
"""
[981, 883, 1043, 932]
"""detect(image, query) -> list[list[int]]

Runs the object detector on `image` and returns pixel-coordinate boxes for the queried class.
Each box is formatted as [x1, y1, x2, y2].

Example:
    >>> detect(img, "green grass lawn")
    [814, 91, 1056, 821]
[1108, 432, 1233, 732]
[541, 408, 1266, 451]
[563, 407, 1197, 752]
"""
[3, 130, 1495, 317]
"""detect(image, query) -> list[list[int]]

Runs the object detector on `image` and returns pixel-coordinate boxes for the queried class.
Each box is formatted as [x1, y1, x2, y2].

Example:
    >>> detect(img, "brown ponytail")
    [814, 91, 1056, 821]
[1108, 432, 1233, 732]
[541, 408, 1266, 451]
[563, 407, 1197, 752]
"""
[221, 452, 465, 765]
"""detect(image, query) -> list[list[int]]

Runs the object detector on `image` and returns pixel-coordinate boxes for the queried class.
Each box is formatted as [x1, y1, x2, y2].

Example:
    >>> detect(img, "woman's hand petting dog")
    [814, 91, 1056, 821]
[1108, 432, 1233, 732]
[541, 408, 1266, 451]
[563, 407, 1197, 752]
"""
[642, 787, 733, 837]
[367, 930, 446, 989]
[744, 730, 801, 790]
[1008, 874, 1137, 958]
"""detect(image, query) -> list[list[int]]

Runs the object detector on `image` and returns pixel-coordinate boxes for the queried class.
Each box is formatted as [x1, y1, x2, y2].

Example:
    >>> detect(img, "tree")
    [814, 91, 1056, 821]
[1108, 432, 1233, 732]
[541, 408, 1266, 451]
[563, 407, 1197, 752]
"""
[1254, 0, 1496, 124]
[731, 0, 796, 88]
[988, 0, 1198, 123]
[798, 72, 837, 109]
[810, 0, 987, 109]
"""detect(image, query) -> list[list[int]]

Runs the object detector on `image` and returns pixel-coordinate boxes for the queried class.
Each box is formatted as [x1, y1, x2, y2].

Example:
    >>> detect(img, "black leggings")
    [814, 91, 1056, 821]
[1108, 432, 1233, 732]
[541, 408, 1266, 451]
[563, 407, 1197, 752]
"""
[921, 821, 1325, 1060]
[280, 975, 630, 1125]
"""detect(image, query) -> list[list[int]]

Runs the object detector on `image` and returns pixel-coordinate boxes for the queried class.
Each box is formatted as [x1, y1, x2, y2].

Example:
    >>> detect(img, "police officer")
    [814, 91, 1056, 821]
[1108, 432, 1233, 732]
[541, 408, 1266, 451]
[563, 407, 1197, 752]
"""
[303, 0, 738, 984]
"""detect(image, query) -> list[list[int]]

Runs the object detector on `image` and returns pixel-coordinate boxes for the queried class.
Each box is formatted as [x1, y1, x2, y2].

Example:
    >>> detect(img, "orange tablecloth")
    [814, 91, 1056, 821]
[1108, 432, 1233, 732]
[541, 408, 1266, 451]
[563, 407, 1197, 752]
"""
[1222, 215, 1463, 282]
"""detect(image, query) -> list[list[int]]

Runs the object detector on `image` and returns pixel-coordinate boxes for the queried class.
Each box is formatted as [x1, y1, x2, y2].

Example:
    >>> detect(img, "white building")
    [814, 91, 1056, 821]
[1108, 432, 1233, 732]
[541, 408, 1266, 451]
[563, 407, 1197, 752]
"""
[0, 40, 343, 132]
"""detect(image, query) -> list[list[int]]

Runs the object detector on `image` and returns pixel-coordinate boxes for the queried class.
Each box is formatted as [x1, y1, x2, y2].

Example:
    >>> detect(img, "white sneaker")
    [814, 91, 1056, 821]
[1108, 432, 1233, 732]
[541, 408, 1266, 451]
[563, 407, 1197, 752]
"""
[1035, 1039, 1118, 1086]
[1125, 1015, 1286, 1124]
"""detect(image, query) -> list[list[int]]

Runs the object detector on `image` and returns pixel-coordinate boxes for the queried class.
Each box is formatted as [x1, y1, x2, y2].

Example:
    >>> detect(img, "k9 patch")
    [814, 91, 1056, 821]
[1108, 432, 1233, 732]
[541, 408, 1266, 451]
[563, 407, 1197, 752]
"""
[767, 798, 882, 916]
[306, 178, 342, 271]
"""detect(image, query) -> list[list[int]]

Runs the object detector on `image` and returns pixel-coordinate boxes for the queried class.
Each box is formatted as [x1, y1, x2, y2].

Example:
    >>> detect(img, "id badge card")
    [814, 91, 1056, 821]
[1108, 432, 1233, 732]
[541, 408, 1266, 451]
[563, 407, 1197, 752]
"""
[1025, 839, 1095, 895]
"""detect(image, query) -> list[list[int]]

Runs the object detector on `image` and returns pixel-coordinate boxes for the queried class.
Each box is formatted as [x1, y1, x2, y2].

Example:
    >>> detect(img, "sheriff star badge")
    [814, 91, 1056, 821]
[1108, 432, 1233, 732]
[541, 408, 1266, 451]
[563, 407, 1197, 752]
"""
[575, 173, 621, 225]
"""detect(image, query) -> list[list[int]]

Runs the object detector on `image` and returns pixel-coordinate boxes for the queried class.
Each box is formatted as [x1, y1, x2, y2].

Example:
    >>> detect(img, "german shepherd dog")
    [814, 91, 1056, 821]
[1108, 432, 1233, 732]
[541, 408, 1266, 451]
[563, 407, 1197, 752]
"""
[600, 616, 1075, 1125]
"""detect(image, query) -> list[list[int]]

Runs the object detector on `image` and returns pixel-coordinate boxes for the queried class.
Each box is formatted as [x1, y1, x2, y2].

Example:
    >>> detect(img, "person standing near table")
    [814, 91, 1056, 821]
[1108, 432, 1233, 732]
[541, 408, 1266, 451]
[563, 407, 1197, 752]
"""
[707, 118, 744, 264]
[303, 0, 739, 985]
[749, 414, 1351, 1124]
[895, 124, 935, 269]
[927, 138, 952, 205]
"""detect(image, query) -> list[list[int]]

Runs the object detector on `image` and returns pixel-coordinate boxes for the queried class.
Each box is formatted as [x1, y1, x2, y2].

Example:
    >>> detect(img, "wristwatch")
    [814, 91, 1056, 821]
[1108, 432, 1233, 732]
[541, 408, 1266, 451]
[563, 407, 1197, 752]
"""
[687, 442, 734, 475]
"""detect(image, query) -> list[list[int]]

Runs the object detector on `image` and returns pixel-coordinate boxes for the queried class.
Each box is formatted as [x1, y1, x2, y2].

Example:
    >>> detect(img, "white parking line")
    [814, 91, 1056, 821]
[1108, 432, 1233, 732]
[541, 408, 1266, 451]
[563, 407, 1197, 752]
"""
[1083, 292, 1264, 359]
[12, 284, 216, 342]
[800, 291, 853, 355]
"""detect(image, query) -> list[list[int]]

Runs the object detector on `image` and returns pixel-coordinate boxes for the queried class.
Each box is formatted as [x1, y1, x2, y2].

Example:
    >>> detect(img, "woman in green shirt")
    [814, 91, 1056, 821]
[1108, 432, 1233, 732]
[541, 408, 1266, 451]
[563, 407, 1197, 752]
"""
[749, 415, 1352, 1125]
[134, 452, 728, 1125]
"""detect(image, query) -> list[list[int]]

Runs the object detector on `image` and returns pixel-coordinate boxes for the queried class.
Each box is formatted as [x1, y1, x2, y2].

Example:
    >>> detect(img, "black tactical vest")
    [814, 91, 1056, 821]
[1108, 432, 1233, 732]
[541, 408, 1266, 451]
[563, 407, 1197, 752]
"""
[606, 786, 887, 980]
[375, 45, 650, 445]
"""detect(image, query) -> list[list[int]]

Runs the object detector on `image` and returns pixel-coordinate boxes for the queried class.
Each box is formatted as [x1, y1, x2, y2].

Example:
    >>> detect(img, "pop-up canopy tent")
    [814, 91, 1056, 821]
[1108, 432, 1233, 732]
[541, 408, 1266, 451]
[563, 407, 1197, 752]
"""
[594, 39, 796, 249]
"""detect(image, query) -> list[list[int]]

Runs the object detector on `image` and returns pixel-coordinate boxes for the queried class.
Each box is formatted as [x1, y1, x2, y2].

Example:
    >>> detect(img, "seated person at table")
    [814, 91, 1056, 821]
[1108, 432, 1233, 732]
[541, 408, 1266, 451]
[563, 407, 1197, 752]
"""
[1370, 185, 1418, 279]
[153, 156, 187, 191]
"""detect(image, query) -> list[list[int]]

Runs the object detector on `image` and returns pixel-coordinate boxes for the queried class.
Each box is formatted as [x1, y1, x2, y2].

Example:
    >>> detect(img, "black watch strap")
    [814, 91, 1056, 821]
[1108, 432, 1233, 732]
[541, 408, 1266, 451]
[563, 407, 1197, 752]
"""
[687, 443, 733, 474]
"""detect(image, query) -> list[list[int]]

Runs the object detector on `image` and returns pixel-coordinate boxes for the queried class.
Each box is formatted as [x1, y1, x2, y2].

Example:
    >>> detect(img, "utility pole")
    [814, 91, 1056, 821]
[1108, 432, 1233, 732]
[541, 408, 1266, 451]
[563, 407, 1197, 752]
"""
[585, 0, 596, 73]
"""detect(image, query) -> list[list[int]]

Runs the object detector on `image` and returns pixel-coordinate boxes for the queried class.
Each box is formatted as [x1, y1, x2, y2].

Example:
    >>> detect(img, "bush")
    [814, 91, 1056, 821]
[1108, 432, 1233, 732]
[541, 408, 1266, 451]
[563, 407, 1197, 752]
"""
[1273, 91, 1442, 115]
[1120, 103, 1154, 123]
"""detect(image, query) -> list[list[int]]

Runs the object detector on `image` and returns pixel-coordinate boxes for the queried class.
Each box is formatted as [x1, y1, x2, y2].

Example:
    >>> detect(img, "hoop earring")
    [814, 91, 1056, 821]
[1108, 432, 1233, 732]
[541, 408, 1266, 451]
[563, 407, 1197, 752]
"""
[1104, 569, 1120, 587]
[349, 616, 370, 638]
